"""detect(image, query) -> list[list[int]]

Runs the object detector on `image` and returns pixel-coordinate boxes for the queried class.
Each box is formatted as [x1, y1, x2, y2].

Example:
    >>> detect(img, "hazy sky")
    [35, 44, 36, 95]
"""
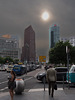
[0, 0, 75, 57]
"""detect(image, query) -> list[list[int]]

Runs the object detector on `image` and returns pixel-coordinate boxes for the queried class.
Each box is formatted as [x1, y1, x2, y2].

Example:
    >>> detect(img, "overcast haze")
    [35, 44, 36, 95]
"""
[0, 0, 75, 58]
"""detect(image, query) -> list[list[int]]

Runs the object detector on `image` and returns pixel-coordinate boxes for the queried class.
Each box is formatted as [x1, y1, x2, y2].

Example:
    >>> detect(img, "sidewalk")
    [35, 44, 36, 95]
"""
[0, 88, 75, 100]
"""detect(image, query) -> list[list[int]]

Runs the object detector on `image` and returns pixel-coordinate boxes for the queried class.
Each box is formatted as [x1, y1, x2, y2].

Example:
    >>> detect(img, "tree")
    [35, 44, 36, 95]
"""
[4, 57, 13, 64]
[0, 57, 4, 64]
[70, 46, 75, 64]
[13, 59, 19, 64]
[49, 41, 73, 66]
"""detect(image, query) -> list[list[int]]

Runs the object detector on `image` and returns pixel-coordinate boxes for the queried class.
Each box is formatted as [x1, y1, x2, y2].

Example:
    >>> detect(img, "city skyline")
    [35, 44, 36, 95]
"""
[0, 0, 75, 57]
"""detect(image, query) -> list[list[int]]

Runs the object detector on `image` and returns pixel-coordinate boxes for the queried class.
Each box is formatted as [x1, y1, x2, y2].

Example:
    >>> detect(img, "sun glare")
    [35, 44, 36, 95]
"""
[42, 11, 49, 21]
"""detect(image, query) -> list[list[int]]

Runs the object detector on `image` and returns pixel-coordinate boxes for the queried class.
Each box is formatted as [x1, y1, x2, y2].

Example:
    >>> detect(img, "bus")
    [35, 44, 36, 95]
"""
[13, 65, 27, 75]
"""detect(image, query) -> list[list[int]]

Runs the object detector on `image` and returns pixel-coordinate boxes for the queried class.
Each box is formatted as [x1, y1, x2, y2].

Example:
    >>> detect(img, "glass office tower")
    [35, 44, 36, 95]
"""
[49, 24, 60, 48]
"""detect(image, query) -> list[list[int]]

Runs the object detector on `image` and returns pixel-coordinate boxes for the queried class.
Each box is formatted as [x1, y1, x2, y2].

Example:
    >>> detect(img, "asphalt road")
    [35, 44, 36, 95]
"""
[0, 67, 70, 93]
[0, 68, 43, 92]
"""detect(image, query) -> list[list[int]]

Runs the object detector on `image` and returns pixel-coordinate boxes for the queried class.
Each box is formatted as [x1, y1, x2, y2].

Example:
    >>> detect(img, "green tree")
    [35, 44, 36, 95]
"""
[49, 41, 73, 66]
[70, 46, 75, 64]
[0, 57, 4, 64]
[4, 57, 13, 64]
[13, 59, 19, 64]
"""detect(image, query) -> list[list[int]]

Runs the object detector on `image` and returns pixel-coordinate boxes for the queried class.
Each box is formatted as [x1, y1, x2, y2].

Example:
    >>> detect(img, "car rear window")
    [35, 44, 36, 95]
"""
[55, 68, 67, 72]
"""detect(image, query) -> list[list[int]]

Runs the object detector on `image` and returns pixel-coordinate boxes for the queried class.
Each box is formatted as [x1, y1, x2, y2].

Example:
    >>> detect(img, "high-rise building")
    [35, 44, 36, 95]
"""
[0, 36, 20, 60]
[49, 24, 60, 48]
[21, 25, 36, 63]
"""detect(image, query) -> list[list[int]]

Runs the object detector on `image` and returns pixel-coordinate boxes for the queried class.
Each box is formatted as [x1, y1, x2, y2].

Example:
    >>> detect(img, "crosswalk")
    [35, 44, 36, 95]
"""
[28, 88, 63, 92]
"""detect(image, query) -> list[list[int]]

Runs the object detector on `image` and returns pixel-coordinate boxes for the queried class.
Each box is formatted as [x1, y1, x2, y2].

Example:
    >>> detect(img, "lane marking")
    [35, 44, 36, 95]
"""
[0, 81, 8, 85]
[0, 72, 10, 80]
[0, 77, 33, 91]
[24, 77, 33, 81]
[28, 88, 63, 92]
[0, 87, 8, 91]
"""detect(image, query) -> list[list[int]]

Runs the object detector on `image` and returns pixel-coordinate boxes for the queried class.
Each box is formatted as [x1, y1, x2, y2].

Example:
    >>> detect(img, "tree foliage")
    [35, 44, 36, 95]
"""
[4, 56, 13, 63]
[49, 41, 75, 65]
[0, 56, 14, 64]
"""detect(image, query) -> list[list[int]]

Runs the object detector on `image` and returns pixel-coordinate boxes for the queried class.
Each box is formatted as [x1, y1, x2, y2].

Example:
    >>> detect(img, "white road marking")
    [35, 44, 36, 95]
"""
[24, 77, 33, 81]
[0, 87, 8, 91]
[28, 88, 63, 92]
[0, 74, 28, 85]
[0, 81, 8, 85]
[0, 73, 10, 80]
[0, 77, 33, 91]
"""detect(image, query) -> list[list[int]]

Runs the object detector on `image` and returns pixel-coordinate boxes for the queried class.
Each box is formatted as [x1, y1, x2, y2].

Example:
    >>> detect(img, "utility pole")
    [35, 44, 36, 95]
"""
[66, 46, 70, 89]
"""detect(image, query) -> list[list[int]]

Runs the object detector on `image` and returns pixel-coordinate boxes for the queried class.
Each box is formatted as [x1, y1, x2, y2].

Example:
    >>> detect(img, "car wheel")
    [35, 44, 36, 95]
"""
[42, 77, 46, 83]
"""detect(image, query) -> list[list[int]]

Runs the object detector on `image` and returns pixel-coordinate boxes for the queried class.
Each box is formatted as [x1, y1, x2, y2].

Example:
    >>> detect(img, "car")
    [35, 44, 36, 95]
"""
[36, 64, 41, 69]
[44, 65, 51, 70]
[7, 65, 14, 72]
[36, 71, 46, 83]
[55, 67, 68, 81]
[36, 67, 68, 83]
[0, 64, 6, 71]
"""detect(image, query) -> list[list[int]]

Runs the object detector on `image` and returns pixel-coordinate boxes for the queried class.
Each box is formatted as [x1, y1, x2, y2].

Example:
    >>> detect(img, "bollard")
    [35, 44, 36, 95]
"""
[26, 67, 27, 74]
[43, 77, 45, 91]
[63, 76, 64, 89]
[15, 78, 24, 94]
[68, 80, 70, 89]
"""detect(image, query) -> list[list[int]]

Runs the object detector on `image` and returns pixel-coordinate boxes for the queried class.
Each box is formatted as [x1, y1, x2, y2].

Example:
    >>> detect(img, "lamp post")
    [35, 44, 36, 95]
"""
[66, 46, 70, 89]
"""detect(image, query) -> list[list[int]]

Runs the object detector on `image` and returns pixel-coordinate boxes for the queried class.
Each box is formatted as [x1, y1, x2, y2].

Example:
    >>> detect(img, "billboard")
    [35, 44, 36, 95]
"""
[39, 56, 46, 62]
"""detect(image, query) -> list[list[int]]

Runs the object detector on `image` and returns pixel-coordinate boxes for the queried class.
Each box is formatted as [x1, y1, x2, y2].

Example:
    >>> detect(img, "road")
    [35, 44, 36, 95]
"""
[0, 67, 69, 93]
[0, 68, 43, 92]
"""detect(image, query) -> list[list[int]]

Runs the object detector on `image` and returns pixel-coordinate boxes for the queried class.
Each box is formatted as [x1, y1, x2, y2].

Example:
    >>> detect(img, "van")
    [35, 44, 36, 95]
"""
[66, 65, 75, 84]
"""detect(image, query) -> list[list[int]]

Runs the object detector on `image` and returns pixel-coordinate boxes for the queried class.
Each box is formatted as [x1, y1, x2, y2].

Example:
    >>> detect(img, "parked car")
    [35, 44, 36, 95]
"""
[36, 71, 46, 83]
[0, 64, 6, 71]
[36, 67, 68, 83]
[36, 64, 41, 69]
[55, 67, 68, 81]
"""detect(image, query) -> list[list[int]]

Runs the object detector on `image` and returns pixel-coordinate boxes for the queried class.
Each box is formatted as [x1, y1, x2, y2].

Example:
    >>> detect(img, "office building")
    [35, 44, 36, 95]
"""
[61, 37, 75, 46]
[21, 25, 36, 63]
[69, 37, 75, 46]
[49, 24, 60, 48]
[0, 36, 20, 59]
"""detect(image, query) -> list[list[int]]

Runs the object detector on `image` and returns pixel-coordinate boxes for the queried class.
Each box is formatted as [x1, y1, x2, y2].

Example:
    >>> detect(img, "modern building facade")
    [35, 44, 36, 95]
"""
[60, 38, 68, 42]
[49, 24, 60, 48]
[0, 36, 20, 60]
[21, 25, 36, 63]
[69, 37, 75, 46]
[60, 37, 75, 47]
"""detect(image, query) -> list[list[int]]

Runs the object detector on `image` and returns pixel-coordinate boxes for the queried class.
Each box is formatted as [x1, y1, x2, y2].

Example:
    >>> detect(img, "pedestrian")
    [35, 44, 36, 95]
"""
[46, 65, 57, 97]
[8, 70, 16, 100]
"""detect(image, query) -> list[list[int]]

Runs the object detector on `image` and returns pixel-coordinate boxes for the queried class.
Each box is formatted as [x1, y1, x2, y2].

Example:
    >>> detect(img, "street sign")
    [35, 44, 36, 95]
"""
[39, 56, 46, 62]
